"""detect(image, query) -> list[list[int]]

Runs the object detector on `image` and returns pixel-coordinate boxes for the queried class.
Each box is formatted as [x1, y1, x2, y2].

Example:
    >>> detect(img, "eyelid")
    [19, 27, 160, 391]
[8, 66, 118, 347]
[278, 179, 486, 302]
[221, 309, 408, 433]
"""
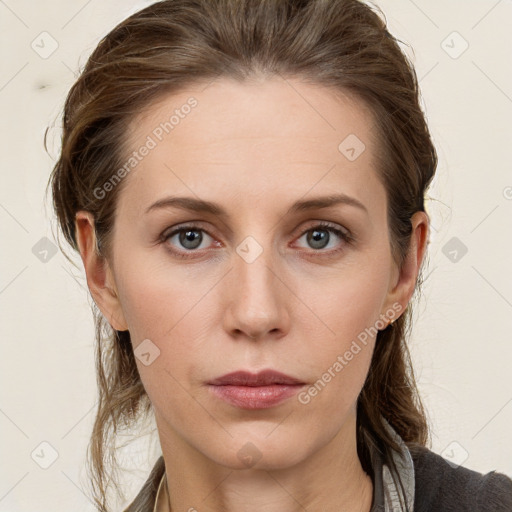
[161, 220, 218, 240]
[294, 220, 352, 240]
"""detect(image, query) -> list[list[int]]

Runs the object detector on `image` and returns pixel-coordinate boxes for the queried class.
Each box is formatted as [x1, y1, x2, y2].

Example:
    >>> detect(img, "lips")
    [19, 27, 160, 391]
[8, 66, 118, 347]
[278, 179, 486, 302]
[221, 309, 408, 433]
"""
[207, 369, 305, 387]
[207, 370, 306, 409]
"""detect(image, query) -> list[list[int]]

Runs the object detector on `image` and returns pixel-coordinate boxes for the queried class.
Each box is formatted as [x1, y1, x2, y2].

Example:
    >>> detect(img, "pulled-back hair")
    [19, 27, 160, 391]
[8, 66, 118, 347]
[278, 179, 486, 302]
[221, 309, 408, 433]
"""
[47, 0, 436, 510]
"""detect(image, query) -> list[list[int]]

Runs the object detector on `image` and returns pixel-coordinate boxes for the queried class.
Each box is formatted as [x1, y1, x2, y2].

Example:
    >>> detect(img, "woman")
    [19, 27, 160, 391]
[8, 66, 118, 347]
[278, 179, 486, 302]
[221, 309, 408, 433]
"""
[47, 0, 512, 510]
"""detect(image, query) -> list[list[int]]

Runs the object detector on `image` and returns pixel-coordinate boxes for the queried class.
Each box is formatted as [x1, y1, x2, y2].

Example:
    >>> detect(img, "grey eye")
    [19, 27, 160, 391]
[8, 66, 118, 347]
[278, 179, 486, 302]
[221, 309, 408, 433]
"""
[178, 229, 203, 249]
[307, 228, 330, 249]
[164, 227, 213, 251]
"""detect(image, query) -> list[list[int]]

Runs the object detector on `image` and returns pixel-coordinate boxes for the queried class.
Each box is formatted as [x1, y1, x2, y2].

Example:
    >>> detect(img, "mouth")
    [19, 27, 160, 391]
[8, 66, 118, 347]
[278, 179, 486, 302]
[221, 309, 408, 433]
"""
[207, 369, 306, 410]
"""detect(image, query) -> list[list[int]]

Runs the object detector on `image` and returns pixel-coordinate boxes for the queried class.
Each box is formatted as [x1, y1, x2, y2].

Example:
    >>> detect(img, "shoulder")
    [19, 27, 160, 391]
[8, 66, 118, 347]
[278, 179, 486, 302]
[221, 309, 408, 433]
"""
[408, 444, 512, 512]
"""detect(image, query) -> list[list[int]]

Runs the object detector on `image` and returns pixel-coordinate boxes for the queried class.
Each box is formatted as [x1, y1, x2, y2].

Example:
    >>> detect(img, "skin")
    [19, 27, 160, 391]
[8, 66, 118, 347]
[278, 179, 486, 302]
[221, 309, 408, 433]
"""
[75, 75, 428, 512]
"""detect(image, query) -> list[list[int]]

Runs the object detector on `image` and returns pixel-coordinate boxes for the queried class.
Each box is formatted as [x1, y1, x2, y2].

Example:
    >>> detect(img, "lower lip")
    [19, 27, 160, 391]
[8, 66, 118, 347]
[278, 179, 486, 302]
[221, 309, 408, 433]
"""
[208, 384, 304, 409]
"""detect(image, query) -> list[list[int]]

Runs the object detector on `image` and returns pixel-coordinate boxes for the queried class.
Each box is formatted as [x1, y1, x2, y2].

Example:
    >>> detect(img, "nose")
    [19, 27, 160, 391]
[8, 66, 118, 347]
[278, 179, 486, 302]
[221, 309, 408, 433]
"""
[222, 247, 291, 341]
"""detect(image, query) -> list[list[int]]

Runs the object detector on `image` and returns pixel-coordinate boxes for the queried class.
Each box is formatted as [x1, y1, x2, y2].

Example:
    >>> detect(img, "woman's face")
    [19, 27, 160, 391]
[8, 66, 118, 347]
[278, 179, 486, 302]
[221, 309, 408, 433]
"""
[85, 76, 422, 470]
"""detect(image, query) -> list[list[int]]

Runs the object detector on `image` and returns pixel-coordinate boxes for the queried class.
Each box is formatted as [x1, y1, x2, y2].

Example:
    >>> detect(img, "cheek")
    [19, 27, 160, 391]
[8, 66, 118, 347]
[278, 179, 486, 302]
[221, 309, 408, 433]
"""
[294, 260, 390, 403]
[112, 256, 222, 389]
[293, 319, 376, 438]
[308, 260, 390, 344]
[114, 251, 211, 340]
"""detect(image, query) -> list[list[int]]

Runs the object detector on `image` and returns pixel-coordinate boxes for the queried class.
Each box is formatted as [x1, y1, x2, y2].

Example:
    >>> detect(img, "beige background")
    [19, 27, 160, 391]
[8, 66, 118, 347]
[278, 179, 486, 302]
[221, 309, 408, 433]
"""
[1, 0, 511, 510]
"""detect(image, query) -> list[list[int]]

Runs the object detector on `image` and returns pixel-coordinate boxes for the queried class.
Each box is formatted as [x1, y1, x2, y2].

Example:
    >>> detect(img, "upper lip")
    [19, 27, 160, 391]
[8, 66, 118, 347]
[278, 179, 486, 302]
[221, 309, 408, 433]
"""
[208, 370, 305, 386]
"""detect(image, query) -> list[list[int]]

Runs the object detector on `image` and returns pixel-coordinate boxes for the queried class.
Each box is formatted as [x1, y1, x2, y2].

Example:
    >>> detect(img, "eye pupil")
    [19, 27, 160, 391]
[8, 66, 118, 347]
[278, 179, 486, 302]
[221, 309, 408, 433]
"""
[307, 229, 329, 249]
[179, 229, 202, 249]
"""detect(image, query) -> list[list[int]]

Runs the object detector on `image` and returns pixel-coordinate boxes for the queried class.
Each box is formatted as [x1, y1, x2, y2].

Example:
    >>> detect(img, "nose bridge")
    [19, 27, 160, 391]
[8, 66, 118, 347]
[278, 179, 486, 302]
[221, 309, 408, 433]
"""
[224, 234, 289, 339]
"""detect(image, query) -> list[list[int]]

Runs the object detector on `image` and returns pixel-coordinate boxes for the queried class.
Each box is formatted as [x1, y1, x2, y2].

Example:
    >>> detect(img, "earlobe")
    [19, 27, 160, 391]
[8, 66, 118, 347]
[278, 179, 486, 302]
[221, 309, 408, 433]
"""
[75, 211, 128, 331]
[381, 211, 430, 325]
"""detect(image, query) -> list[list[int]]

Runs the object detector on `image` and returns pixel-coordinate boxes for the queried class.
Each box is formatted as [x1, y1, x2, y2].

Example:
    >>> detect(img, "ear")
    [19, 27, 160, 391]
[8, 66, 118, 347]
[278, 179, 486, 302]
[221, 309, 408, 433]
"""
[75, 211, 128, 331]
[381, 211, 430, 324]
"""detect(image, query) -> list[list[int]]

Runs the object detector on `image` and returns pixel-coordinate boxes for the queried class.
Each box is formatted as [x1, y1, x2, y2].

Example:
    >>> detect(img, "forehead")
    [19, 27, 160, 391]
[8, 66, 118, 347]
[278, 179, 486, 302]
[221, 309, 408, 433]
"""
[117, 76, 383, 217]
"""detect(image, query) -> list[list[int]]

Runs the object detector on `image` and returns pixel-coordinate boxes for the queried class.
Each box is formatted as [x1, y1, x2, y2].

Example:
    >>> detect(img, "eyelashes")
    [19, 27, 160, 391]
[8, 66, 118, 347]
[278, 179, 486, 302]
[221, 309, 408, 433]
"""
[160, 221, 354, 260]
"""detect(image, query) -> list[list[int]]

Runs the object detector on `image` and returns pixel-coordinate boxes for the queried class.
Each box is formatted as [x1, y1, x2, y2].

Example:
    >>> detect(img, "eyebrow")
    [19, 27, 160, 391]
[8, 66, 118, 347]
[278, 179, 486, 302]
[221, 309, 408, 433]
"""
[144, 193, 368, 217]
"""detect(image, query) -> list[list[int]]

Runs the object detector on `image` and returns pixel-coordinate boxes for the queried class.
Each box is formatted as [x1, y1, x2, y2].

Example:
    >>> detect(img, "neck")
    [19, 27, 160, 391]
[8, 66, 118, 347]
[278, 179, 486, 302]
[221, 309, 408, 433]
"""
[156, 411, 373, 512]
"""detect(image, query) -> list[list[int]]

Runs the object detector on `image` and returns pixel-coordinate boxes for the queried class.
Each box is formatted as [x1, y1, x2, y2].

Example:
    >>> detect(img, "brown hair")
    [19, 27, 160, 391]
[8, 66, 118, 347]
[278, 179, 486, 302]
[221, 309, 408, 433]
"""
[46, 0, 436, 510]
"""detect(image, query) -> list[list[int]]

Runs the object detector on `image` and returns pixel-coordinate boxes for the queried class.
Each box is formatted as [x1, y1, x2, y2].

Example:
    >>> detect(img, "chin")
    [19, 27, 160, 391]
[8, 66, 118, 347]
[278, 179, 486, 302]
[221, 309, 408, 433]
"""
[204, 432, 313, 471]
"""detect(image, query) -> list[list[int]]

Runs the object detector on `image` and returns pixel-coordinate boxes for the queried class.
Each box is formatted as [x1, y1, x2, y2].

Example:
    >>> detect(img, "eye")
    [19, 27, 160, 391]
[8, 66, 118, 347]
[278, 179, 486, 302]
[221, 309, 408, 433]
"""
[159, 221, 353, 260]
[295, 222, 352, 252]
[162, 225, 216, 254]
